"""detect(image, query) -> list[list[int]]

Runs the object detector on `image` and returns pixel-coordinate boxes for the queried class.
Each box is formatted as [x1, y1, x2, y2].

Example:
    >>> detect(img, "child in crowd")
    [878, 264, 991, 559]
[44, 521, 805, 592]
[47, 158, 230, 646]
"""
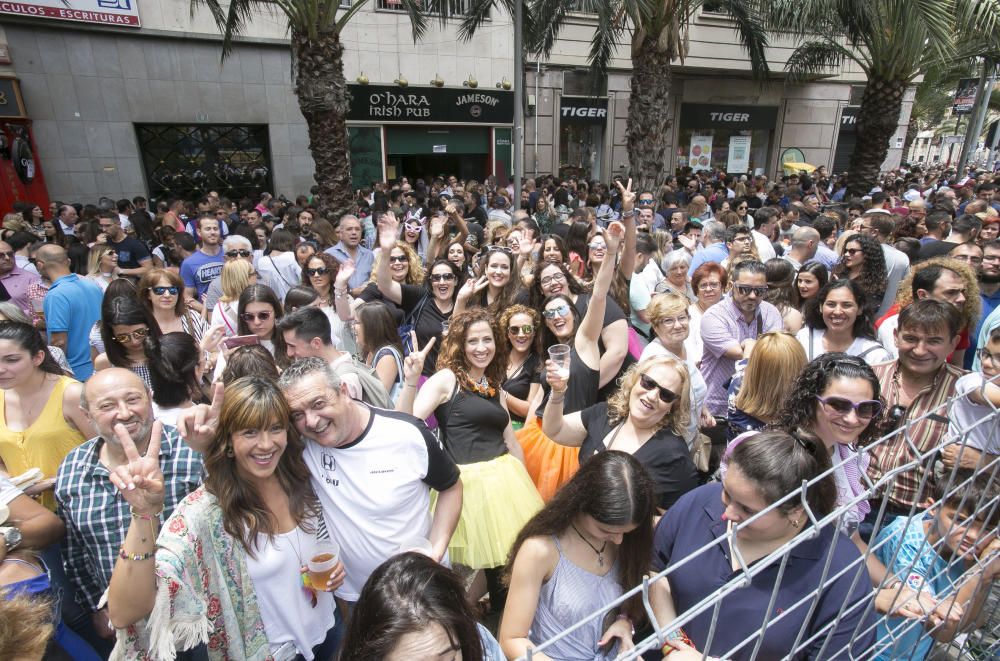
[873, 472, 1000, 660]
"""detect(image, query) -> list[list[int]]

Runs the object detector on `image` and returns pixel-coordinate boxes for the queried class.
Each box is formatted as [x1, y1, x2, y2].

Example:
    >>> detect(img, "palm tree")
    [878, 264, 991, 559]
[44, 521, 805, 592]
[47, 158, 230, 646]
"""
[192, 0, 432, 219]
[460, 0, 771, 191]
[771, 0, 1000, 197]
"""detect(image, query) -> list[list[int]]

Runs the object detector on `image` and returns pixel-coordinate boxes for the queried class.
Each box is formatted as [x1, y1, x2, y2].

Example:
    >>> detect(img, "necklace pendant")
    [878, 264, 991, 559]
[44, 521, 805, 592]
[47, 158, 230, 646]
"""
[598, 554, 604, 567]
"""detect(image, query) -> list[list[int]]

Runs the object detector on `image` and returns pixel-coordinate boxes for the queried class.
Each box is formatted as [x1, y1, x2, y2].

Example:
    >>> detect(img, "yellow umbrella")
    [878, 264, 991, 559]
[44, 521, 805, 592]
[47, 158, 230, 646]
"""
[782, 161, 817, 172]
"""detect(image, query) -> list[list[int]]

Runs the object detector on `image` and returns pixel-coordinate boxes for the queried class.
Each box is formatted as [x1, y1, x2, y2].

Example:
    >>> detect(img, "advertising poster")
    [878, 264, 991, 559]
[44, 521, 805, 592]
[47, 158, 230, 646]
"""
[953, 78, 978, 115]
[0, 0, 140, 26]
[689, 136, 713, 171]
[727, 136, 751, 173]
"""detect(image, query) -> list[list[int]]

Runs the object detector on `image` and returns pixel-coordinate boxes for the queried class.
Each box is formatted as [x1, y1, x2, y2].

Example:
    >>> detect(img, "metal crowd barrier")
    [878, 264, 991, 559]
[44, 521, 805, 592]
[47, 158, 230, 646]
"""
[520, 374, 1000, 660]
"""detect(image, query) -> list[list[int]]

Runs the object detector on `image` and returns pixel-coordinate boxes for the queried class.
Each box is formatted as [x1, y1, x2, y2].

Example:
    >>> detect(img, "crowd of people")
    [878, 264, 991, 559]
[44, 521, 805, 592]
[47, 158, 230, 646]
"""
[0, 162, 999, 660]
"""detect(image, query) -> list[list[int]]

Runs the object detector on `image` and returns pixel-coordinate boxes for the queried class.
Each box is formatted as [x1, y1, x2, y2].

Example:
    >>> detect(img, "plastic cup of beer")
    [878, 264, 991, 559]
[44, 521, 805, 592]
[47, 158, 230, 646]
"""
[548, 344, 571, 379]
[307, 540, 340, 591]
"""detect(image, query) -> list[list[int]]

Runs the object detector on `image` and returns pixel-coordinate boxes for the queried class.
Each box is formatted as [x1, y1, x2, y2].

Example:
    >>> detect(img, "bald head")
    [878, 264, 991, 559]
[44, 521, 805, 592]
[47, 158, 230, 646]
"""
[82, 368, 155, 448]
[791, 226, 820, 259]
[0, 241, 13, 276]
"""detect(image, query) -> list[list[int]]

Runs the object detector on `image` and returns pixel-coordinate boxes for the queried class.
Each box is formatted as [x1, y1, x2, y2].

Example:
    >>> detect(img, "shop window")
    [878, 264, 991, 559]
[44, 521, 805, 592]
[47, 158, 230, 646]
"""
[136, 124, 273, 201]
[676, 128, 771, 176]
[560, 122, 603, 181]
[375, 0, 479, 15]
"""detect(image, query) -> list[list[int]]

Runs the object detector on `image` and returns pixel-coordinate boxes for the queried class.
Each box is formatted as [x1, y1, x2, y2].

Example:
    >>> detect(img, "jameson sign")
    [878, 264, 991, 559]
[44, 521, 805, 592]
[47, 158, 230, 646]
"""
[348, 85, 514, 124]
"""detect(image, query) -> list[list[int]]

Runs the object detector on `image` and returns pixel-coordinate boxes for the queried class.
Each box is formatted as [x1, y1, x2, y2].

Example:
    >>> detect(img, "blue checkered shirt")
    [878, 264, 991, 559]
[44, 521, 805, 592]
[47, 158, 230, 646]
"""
[54, 424, 203, 611]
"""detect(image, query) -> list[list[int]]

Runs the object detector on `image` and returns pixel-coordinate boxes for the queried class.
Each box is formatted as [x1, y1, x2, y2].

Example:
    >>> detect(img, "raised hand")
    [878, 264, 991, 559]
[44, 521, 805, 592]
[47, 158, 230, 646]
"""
[177, 382, 224, 452]
[108, 420, 165, 516]
[615, 177, 636, 212]
[200, 325, 226, 355]
[544, 359, 569, 393]
[458, 275, 489, 301]
[402, 331, 437, 384]
[606, 221, 625, 253]
[377, 213, 398, 252]
[429, 215, 447, 239]
[336, 259, 356, 287]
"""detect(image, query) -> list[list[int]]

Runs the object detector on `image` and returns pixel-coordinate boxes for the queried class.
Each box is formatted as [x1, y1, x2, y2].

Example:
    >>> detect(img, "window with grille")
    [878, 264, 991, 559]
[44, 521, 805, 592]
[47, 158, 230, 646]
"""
[135, 124, 274, 201]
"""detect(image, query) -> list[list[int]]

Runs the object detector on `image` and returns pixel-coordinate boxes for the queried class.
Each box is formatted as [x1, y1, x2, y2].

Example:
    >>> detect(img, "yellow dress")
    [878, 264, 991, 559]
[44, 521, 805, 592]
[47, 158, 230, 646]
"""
[0, 375, 86, 510]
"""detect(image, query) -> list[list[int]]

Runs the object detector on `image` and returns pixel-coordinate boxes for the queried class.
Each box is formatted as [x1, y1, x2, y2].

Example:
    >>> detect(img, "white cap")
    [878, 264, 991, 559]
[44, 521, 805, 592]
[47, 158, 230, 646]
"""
[868, 186, 883, 195]
[903, 190, 921, 202]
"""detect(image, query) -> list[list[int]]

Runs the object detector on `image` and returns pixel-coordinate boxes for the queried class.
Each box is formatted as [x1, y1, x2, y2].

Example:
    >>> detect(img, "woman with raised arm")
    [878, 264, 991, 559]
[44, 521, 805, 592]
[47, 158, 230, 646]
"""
[397, 307, 542, 612]
[105, 377, 345, 660]
[516, 216, 626, 501]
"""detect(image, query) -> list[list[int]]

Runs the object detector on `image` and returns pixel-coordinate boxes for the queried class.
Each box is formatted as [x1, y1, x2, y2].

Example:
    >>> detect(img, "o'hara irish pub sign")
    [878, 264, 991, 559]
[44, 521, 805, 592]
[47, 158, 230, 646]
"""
[347, 84, 514, 124]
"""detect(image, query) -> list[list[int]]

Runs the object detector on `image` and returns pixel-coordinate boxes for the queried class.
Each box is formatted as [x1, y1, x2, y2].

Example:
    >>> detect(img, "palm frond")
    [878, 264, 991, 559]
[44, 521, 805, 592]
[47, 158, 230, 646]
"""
[335, 0, 374, 33]
[584, 0, 629, 82]
[398, 0, 430, 42]
[706, 0, 770, 81]
[783, 39, 855, 83]
[528, 0, 577, 57]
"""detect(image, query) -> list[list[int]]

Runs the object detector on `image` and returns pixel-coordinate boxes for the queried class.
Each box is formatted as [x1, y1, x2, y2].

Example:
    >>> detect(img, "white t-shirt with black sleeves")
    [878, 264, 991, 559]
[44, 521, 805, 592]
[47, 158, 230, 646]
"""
[303, 406, 460, 601]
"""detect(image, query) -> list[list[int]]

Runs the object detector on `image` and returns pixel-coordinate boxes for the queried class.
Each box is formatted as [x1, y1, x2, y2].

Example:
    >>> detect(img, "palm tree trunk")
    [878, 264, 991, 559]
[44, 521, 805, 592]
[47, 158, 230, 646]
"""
[627, 38, 673, 192]
[902, 115, 919, 161]
[846, 76, 907, 197]
[291, 29, 354, 221]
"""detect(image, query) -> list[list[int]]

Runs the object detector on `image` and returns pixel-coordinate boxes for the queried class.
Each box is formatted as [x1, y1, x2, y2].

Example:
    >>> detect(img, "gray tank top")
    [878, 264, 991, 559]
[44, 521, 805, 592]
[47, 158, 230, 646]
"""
[529, 536, 624, 661]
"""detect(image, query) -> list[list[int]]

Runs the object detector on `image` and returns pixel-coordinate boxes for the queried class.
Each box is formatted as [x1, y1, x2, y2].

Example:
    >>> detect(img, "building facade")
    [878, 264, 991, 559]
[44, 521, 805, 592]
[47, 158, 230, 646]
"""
[0, 1, 911, 207]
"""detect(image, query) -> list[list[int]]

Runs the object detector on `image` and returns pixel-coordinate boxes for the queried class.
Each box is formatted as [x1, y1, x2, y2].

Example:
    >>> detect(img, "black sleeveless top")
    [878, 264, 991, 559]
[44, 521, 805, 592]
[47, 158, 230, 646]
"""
[534, 346, 600, 419]
[502, 353, 540, 424]
[434, 384, 509, 464]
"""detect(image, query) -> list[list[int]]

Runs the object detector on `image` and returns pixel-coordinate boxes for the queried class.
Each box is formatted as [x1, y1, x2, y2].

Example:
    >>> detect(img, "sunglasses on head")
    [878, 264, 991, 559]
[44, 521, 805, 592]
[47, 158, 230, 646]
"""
[542, 304, 571, 319]
[240, 311, 272, 322]
[306, 267, 330, 277]
[734, 284, 768, 297]
[152, 286, 179, 296]
[113, 328, 150, 344]
[508, 324, 534, 336]
[816, 395, 882, 420]
[226, 249, 252, 258]
[638, 374, 679, 404]
[487, 245, 513, 256]
[429, 272, 456, 282]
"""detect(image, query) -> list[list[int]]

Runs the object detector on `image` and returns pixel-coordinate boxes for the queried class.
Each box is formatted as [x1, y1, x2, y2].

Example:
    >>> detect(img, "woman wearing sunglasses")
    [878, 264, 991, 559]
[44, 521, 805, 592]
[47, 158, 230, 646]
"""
[516, 222, 624, 501]
[137, 269, 209, 347]
[376, 215, 463, 377]
[94, 296, 161, 390]
[84, 245, 118, 292]
[543, 355, 698, 513]
[498, 305, 542, 430]
[398, 211, 428, 260]
[301, 252, 352, 351]
[213, 285, 288, 380]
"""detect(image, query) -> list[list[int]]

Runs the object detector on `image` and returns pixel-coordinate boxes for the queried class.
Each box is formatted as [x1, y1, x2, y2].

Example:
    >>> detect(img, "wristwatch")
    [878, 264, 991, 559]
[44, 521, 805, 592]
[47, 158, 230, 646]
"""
[0, 526, 22, 553]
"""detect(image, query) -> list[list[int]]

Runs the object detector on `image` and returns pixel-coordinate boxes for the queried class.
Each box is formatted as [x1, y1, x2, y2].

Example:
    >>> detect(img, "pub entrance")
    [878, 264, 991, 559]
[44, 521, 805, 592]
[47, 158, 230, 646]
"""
[384, 126, 492, 182]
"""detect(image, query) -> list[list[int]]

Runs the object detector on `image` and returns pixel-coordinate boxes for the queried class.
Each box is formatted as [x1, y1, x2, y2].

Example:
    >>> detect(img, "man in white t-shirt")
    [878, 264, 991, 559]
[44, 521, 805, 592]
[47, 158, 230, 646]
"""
[177, 358, 463, 605]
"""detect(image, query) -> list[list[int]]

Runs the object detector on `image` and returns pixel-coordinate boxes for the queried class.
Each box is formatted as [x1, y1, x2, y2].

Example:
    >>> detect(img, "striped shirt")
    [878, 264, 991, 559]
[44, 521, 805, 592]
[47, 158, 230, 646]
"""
[867, 361, 964, 511]
[54, 424, 203, 611]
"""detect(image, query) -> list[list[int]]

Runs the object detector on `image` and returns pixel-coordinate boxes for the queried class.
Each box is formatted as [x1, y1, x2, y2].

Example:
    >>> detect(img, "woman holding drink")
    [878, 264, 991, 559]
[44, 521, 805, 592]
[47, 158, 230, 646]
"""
[105, 376, 345, 660]
[516, 192, 628, 501]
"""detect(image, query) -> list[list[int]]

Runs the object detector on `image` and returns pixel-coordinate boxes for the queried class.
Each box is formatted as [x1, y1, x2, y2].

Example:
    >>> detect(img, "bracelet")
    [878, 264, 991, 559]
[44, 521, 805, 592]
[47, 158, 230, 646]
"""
[335, 289, 349, 299]
[548, 395, 566, 404]
[621, 210, 635, 218]
[130, 507, 163, 520]
[616, 613, 635, 635]
[118, 545, 155, 561]
[405, 383, 418, 389]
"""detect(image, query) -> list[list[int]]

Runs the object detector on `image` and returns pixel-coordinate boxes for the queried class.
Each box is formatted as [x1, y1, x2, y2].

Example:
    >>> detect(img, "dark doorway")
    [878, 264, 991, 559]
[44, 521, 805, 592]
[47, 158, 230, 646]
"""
[388, 153, 490, 183]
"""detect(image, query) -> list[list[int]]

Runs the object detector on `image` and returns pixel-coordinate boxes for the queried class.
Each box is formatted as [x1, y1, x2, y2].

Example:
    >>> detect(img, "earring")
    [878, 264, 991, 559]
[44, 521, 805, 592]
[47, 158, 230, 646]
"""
[225, 446, 234, 458]
[791, 519, 800, 528]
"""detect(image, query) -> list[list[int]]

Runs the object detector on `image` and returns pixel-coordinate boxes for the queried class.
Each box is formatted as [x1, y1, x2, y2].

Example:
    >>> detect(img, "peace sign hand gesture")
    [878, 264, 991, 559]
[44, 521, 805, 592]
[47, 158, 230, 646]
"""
[108, 420, 165, 516]
[457, 275, 489, 302]
[402, 331, 437, 385]
[615, 177, 636, 213]
[176, 382, 224, 454]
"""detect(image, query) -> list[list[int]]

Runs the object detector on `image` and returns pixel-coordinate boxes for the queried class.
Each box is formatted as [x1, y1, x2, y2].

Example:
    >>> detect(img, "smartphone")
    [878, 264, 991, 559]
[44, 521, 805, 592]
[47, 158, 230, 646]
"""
[222, 335, 260, 350]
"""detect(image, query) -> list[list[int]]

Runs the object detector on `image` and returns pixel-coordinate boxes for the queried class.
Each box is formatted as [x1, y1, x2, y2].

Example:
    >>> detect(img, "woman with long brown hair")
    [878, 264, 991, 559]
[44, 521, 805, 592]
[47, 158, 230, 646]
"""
[105, 377, 344, 660]
[397, 307, 542, 613]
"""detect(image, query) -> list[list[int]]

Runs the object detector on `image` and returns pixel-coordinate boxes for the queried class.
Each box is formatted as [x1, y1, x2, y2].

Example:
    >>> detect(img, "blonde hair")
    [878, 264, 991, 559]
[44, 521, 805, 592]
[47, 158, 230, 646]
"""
[220, 259, 256, 302]
[368, 241, 425, 285]
[0, 593, 54, 659]
[733, 331, 807, 423]
[86, 245, 116, 276]
[607, 355, 691, 437]
[647, 292, 690, 326]
[1, 213, 27, 232]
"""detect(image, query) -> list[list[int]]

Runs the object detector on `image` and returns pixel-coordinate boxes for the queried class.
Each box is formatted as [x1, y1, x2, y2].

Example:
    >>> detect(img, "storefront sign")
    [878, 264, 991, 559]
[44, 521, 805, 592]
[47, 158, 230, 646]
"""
[689, 136, 713, 170]
[560, 96, 608, 124]
[0, 0, 140, 27]
[348, 85, 514, 124]
[679, 103, 778, 130]
[0, 78, 27, 119]
[727, 136, 751, 173]
[840, 107, 858, 133]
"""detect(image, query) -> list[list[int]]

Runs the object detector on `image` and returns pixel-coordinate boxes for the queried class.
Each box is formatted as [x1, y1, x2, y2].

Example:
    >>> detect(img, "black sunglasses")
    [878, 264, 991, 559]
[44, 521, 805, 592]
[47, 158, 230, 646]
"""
[240, 311, 272, 322]
[151, 286, 179, 296]
[638, 374, 679, 404]
[429, 273, 456, 282]
[226, 249, 252, 258]
[305, 267, 331, 277]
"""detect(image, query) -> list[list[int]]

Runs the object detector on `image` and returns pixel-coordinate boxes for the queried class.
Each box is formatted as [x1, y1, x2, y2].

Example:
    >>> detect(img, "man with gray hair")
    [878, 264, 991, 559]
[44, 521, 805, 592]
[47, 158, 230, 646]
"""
[56, 369, 202, 649]
[203, 233, 254, 314]
[687, 220, 728, 277]
[783, 226, 821, 271]
[177, 357, 463, 607]
[327, 214, 374, 295]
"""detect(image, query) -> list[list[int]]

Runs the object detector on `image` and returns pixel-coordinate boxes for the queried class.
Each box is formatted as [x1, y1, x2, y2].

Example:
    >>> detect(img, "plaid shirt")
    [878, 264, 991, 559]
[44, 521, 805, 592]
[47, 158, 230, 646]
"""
[867, 360, 964, 511]
[54, 424, 203, 611]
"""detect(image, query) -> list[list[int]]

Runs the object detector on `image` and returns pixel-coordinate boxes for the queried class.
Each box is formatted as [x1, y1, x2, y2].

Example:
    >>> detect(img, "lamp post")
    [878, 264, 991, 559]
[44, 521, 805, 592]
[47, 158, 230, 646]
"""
[513, 0, 523, 206]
